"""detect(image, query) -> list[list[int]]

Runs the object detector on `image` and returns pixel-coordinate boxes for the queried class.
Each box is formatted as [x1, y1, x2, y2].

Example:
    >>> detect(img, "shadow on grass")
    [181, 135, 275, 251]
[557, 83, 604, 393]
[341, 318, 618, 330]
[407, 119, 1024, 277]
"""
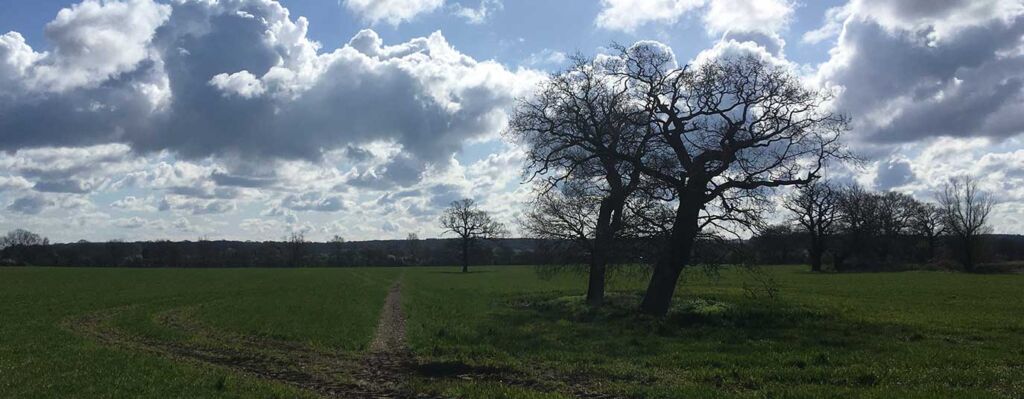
[426, 270, 497, 275]
[424, 291, 926, 384]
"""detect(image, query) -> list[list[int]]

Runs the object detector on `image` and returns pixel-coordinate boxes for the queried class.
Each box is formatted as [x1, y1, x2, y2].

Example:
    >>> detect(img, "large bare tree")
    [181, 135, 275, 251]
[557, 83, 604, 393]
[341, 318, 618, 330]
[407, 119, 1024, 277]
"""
[608, 45, 849, 315]
[938, 176, 995, 272]
[440, 198, 507, 273]
[508, 55, 645, 306]
[783, 180, 841, 272]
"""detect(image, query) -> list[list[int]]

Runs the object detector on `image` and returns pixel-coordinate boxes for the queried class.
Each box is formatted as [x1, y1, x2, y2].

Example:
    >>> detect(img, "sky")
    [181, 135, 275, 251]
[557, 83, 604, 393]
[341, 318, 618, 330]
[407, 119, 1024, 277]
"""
[1, 0, 1023, 243]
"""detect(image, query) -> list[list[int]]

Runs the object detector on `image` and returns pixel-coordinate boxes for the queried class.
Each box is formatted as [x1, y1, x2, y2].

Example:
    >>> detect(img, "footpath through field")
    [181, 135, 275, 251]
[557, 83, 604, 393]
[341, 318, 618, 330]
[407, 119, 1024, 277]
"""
[65, 278, 430, 398]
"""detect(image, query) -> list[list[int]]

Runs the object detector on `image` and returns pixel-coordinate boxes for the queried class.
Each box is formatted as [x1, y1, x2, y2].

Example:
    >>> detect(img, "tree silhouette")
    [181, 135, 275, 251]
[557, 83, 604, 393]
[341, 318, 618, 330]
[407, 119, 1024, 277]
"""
[783, 181, 840, 272]
[938, 176, 994, 272]
[607, 46, 850, 315]
[911, 202, 945, 262]
[0, 229, 49, 249]
[440, 199, 507, 273]
[509, 55, 645, 307]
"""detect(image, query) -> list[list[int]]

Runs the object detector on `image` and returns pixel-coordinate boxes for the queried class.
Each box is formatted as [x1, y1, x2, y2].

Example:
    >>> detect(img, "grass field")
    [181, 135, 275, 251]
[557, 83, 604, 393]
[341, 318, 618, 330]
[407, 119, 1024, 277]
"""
[1, 265, 1022, 398]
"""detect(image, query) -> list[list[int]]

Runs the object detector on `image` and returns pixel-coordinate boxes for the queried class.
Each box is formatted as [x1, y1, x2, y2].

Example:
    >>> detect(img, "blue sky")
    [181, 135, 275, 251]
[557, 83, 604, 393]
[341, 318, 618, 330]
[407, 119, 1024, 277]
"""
[1, 0, 1022, 242]
[2, 0, 842, 72]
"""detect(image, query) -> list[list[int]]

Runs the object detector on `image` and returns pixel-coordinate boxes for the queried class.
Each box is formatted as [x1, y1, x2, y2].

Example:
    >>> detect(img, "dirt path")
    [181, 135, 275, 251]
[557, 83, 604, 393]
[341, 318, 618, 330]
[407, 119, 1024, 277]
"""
[63, 280, 425, 398]
[63, 280, 621, 398]
[356, 280, 420, 398]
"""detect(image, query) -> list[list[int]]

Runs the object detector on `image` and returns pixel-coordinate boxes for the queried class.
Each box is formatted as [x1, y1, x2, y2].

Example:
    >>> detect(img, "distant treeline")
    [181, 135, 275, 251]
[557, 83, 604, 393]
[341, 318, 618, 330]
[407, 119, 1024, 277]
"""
[2, 233, 1021, 269]
[750, 231, 1024, 271]
[0, 238, 589, 268]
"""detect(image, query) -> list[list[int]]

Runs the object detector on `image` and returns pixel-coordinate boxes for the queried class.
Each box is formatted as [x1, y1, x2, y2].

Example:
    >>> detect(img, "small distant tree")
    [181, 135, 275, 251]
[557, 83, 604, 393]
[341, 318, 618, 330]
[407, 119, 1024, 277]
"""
[406, 233, 421, 265]
[0, 229, 49, 249]
[286, 231, 307, 267]
[440, 199, 507, 273]
[330, 235, 346, 266]
[938, 176, 995, 272]
[911, 202, 945, 261]
[783, 181, 840, 272]
[833, 185, 882, 270]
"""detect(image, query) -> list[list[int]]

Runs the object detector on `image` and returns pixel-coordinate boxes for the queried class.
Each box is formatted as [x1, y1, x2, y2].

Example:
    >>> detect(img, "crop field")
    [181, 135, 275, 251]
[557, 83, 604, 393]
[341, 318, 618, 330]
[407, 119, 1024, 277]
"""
[1, 265, 1022, 398]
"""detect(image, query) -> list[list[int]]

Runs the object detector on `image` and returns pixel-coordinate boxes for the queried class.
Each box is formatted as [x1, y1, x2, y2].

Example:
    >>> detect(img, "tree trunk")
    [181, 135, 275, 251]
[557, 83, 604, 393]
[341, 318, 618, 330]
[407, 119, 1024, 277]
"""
[639, 257, 685, 316]
[461, 239, 470, 273]
[586, 199, 617, 307]
[962, 236, 975, 273]
[639, 201, 700, 316]
[809, 236, 823, 272]
[926, 235, 936, 261]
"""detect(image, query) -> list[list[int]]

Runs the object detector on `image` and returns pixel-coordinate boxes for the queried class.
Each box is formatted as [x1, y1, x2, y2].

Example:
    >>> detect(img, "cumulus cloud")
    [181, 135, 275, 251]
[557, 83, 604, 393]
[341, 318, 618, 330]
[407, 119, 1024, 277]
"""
[596, 0, 793, 40]
[703, 0, 793, 36]
[595, 0, 705, 32]
[113, 217, 146, 229]
[874, 158, 916, 190]
[0, 176, 33, 192]
[814, 1, 1024, 145]
[280, 192, 346, 212]
[110, 196, 158, 212]
[0, 0, 542, 188]
[209, 71, 265, 98]
[344, 0, 444, 25]
[7, 195, 51, 215]
[852, 137, 1024, 233]
[3, 0, 171, 93]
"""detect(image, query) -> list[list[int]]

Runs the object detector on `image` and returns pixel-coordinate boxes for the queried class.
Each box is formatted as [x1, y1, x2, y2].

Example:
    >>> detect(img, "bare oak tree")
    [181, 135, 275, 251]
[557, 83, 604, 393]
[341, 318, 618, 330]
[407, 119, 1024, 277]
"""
[938, 176, 995, 272]
[608, 45, 849, 315]
[783, 180, 840, 272]
[911, 202, 945, 261]
[508, 55, 644, 306]
[440, 198, 507, 273]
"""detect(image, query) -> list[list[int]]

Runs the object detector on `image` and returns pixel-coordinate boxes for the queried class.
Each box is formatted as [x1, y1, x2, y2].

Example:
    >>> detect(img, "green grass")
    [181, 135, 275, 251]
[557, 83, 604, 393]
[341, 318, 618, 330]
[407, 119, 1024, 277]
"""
[0, 267, 397, 398]
[402, 266, 1024, 398]
[1, 265, 1022, 398]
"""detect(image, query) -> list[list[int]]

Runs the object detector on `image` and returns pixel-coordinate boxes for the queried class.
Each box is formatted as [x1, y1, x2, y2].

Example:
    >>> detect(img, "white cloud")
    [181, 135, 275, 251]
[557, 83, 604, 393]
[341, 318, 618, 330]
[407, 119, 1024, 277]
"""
[596, 0, 793, 39]
[451, 0, 503, 24]
[525, 49, 568, 67]
[703, 0, 794, 36]
[344, 0, 444, 26]
[813, 0, 1024, 145]
[110, 196, 158, 212]
[7, 195, 52, 215]
[595, 0, 706, 32]
[209, 71, 266, 98]
[0, 1, 544, 188]
[857, 137, 1024, 233]
[0, 176, 33, 192]
[11, 0, 171, 92]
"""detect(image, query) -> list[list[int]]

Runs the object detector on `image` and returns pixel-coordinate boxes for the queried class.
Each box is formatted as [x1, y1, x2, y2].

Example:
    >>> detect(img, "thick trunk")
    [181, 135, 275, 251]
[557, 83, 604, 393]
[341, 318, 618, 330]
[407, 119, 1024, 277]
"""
[639, 257, 685, 316]
[809, 237, 823, 272]
[639, 200, 700, 316]
[586, 259, 607, 307]
[586, 197, 618, 307]
[461, 239, 469, 273]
